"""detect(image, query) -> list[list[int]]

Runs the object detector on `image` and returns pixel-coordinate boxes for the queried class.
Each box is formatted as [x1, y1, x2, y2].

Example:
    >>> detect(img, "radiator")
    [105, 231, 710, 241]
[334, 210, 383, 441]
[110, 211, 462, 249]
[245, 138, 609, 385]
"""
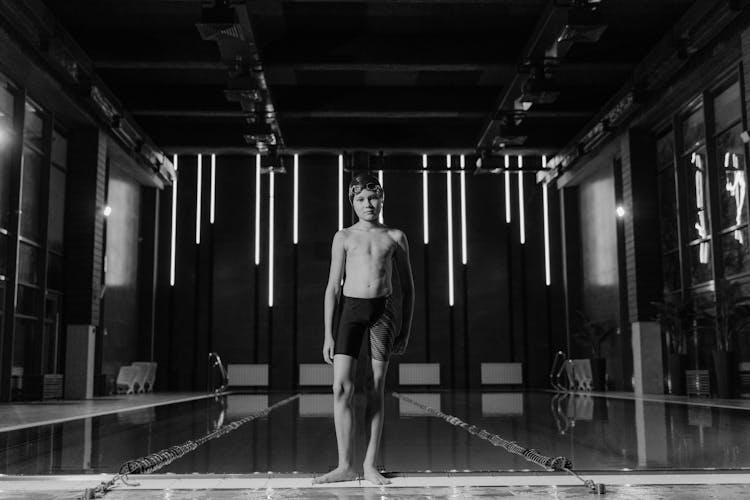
[398, 363, 440, 385]
[481, 362, 523, 385]
[227, 364, 268, 386]
[299, 394, 334, 417]
[398, 393, 441, 416]
[481, 392, 524, 416]
[299, 364, 333, 386]
[686, 369, 710, 397]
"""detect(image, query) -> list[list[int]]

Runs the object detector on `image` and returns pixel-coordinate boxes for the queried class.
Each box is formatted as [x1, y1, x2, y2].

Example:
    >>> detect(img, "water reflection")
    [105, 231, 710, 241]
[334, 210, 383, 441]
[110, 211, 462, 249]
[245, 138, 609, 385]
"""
[1, 392, 750, 474]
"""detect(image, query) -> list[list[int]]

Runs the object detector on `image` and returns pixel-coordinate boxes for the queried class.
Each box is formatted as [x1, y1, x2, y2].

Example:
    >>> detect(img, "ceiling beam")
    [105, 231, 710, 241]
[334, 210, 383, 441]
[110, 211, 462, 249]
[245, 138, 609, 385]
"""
[130, 109, 591, 119]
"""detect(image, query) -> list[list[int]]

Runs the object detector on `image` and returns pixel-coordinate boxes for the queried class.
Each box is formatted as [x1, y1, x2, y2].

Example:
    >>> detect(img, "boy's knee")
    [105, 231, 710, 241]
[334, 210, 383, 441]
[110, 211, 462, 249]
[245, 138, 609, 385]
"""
[332, 381, 354, 400]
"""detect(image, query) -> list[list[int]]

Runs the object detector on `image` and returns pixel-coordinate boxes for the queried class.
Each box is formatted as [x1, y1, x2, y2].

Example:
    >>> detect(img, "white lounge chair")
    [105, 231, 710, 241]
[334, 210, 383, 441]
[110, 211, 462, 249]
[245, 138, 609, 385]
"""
[132, 362, 157, 392]
[130, 363, 149, 393]
[572, 359, 593, 391]
[116, 366, 138, 394]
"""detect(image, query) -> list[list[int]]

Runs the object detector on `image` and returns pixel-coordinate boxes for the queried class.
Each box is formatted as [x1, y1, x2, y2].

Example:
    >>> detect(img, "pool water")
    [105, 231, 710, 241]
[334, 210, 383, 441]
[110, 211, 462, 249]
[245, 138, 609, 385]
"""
[2, 391, 750, 475]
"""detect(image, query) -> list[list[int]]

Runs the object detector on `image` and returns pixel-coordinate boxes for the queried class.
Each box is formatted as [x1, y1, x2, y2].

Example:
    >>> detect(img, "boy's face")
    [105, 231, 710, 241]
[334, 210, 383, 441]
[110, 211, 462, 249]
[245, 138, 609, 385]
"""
[351, 189, 383, 222]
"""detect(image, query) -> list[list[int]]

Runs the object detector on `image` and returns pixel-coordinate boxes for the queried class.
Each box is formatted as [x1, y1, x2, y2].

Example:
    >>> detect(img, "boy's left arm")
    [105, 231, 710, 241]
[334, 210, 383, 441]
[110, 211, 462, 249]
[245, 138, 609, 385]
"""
[393, 231, 415, 354]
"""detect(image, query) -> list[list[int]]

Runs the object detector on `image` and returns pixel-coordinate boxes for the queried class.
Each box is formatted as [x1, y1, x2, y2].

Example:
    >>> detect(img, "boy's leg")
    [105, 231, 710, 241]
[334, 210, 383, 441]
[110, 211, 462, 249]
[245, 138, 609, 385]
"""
[313, 354, 358, 484]
[363, 356, 390, 485]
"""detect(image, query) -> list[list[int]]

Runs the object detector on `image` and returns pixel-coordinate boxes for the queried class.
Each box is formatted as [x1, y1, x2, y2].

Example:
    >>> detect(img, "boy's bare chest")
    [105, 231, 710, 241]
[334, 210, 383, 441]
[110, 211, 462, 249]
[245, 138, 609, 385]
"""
[346, 233, 394, 259]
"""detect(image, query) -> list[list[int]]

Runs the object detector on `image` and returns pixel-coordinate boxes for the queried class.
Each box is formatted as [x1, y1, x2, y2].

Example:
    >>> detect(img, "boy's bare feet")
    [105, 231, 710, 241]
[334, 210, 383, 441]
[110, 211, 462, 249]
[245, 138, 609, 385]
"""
[313, 466, 358, 484]
[363, 466, 391, 485]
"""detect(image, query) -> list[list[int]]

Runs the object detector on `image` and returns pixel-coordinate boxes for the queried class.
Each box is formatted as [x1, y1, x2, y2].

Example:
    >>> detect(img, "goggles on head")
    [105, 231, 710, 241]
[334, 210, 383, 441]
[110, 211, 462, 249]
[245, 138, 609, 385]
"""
[349, 182, 383, 199]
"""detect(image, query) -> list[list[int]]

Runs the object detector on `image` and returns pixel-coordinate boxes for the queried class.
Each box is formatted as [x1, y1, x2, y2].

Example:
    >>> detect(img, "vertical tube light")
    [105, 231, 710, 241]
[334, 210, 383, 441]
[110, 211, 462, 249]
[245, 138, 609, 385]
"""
[504, 155, 511, 223]
[460, 154, 467, 264]
[293, 154, 299, 244]
[170, 154, 178, 286]
[423, 154, 429, 244]
[378, 169, 384, 224]
[210, 154, 216, 224]
[542, 155, 551, 286]
[338, 154, 344, 231]
[196, 154, 202, 244]
[518, 155, 525, 244]
[446, 155, 454, 306]
[254, 154, 261, 265]
[268, 170, 275, 307]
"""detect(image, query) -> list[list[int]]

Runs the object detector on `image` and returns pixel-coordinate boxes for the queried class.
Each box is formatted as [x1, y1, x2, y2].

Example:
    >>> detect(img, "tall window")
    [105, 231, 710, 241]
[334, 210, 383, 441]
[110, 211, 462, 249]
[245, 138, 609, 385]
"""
[14, 101, 46, 385]
[0, 78, 15, 359]
[46, 130, 66, 374]
[713, 80, 748, 277]
[657, 131, 680, 292]
[681, 105, 713, 286]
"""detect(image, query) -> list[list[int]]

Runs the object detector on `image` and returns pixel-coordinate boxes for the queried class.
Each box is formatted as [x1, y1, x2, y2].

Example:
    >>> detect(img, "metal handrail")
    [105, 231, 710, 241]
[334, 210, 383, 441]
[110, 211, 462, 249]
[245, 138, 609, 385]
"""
[207, 352, 228, 394]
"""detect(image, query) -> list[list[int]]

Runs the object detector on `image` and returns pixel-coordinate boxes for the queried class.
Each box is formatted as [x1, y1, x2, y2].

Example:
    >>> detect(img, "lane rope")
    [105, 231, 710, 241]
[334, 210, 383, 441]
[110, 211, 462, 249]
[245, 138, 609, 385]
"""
[80, 393, 301, 499]
[392, 392, 607, 494]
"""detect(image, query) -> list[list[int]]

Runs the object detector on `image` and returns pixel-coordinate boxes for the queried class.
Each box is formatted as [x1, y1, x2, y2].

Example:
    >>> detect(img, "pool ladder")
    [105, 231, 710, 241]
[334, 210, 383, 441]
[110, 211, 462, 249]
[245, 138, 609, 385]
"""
[549, 350, 573, 391]
[208, 352, 228, 395]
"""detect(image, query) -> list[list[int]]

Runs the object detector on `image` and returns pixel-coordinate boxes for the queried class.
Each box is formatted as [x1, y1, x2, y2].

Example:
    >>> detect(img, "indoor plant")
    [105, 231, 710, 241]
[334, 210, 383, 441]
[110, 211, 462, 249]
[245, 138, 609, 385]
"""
[573, 311, 616, 391]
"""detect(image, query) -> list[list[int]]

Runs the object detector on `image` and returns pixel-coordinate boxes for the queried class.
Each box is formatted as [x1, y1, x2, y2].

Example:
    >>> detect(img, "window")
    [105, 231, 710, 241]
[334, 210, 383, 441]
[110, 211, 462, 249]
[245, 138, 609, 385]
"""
[713, 80, 748, 276]
[657, 131, 681, 292]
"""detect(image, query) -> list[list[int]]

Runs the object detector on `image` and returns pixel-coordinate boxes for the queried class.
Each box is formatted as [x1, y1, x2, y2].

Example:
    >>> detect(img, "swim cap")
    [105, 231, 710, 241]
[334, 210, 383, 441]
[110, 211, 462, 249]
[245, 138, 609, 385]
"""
[348, 173, 384, 203]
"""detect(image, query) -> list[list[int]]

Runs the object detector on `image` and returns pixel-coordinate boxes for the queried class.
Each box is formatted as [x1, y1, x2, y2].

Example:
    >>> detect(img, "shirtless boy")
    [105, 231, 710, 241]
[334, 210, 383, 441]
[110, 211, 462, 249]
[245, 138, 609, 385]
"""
[315, 173, 415, 485]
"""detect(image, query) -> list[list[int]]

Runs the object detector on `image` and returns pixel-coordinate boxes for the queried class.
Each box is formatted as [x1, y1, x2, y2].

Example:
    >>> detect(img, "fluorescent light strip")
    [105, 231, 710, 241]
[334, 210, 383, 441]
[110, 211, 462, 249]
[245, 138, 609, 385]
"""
[504, 155, 511, 223]
[170, 154, 178, 286]
[210, 154, 216, 224]
[542, 155, 551, 286]
[518, 156, 525, 244]
[269, 171, 275, 307]
[196, 154, 202, 244]
[446, 155, 454, 306]
[293, 154, 299, 244]
[254, 154, 261, 266]
[378, 169, 384, 224]
[423, 154, 429, 244]
[338, 154, 344, 231]
[460, 155, 467, 265]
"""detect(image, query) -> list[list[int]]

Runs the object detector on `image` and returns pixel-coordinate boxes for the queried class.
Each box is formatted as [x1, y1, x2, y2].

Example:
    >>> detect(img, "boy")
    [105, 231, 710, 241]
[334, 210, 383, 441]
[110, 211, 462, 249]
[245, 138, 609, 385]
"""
[315, 173, 415, 485]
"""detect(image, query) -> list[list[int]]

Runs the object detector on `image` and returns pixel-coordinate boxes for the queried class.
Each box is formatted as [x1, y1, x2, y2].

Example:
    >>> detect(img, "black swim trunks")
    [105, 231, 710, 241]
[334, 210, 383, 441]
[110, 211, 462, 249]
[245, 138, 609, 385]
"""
[334, 295, 398, 362]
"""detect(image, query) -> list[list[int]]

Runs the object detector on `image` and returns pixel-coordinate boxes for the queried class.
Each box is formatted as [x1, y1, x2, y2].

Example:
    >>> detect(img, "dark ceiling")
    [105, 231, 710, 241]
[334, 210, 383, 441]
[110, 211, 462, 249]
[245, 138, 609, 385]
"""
[40, 0, 697, 155]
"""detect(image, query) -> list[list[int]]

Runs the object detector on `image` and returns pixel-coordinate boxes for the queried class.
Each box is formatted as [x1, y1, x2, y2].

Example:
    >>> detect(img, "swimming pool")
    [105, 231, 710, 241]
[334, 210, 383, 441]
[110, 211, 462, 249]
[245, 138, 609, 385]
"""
[2, 391, 750, 476]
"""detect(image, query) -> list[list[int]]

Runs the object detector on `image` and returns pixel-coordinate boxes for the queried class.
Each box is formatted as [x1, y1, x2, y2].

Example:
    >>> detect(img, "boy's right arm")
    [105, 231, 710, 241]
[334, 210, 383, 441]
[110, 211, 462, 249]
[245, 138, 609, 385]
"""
[323, 231, 346, 364]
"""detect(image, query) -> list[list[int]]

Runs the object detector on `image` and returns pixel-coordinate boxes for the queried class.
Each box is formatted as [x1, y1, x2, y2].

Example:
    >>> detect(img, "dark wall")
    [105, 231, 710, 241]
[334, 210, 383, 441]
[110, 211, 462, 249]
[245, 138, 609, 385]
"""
[101, 163, 142, 379]
[157, 154, 564, 390]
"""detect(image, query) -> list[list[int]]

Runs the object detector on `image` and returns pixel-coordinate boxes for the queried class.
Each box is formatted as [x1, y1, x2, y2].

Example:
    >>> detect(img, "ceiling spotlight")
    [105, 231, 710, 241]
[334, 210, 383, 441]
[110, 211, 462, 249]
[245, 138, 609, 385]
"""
[520, 65, 560, 105]
[558, 3, 607, 44]
[103, 205, 112, 217]
[616, 205, 625, 218]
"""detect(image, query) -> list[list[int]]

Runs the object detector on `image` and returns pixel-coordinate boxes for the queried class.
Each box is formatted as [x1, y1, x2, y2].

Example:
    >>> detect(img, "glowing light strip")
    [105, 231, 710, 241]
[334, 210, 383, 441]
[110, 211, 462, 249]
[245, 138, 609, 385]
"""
[542, 155, 551, 286]
[518, 155, 525, 244]
[170, 154, 178, 286]
[378, 169, 384, 223]
[446, 155, 454, 306]
[460, 155, 467, 265]
[504, 155, 511, 223]
[269, 171, 275, 307]
[423, 154, 429, 244]
[210, 154, 216, 224]
[293, 154, 299, 244]
[338, 154, 344, 231]
[196, 154, 202, 244]
[255, 154, 261, 265]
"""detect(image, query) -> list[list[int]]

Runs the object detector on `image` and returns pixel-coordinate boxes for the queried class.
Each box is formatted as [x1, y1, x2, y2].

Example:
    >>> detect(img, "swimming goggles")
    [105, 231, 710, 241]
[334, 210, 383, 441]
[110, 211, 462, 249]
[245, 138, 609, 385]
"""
[349, 182, 383, 197]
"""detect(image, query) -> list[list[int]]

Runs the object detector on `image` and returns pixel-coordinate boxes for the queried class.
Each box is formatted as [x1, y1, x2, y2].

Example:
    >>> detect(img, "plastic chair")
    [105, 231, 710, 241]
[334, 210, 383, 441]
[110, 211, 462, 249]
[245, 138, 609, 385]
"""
[571, 359, 593, 391]
[131, 362, 157, 392]
[130, 363, 149, 393]
[116, 366, 138, 394]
